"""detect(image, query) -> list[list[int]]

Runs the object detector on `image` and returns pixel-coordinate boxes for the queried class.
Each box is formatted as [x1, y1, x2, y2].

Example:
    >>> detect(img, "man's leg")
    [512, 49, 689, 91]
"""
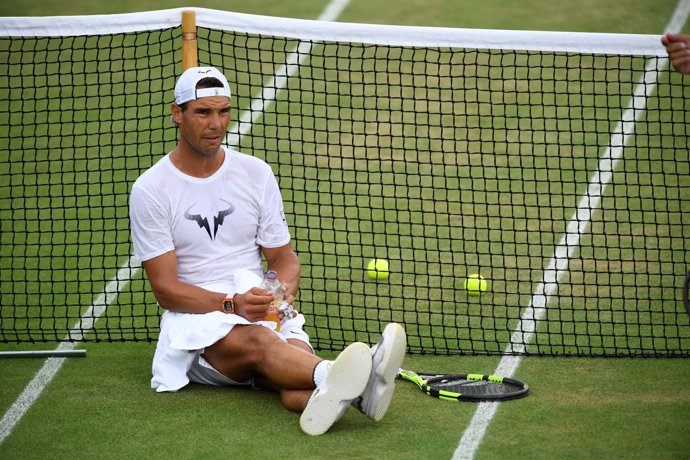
[254, 339, 320, 412]
[202, 324, 320, 391]
[299, 342, 372, 436]
[203, 323, 403, 435]
[353, 323, 407, 421]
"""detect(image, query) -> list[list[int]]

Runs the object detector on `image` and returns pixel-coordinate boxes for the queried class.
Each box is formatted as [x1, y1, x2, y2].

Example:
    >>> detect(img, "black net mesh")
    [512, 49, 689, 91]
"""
[1, 22, 689, 356]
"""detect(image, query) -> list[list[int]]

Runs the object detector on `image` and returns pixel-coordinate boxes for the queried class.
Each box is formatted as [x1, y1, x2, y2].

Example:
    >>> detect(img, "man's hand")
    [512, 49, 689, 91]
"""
[662, 33, 690, 75]
[234, 287, 274, 322]
[234, 286, 298, 322]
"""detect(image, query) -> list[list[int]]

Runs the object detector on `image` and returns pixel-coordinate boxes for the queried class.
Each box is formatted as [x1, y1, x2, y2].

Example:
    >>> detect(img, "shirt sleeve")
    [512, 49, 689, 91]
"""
[256, 172, 291, 248]
[129, 185, 175, 262]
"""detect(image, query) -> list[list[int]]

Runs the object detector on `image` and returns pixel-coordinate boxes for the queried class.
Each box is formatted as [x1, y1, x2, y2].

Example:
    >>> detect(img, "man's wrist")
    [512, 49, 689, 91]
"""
[222, 294, 237, 314]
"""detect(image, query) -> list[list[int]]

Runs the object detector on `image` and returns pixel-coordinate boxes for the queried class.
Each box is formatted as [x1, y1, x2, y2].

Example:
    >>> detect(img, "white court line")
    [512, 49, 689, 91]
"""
[0, 257, 139, 444]
[0, 0, 349, 445]
[452, 2, 690, 459]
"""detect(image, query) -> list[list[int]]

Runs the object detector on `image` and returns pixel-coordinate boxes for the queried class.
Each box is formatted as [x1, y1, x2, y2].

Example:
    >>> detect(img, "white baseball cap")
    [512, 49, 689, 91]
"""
[174, 67, 231, 105]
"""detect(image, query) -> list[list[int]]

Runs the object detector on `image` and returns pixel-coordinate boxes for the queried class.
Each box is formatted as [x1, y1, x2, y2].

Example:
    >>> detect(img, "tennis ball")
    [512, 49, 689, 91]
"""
[464, 274, 487, 295]
[367, 258, 389, 281]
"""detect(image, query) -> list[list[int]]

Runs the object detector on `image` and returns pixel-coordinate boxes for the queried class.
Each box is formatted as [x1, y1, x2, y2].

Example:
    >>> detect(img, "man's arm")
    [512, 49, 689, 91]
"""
[662, 33, 690, 75]
[142, 250, 272, 321]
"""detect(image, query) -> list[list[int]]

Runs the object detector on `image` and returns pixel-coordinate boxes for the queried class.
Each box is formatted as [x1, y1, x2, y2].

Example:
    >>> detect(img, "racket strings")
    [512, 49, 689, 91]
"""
[430, 379, 520, 396]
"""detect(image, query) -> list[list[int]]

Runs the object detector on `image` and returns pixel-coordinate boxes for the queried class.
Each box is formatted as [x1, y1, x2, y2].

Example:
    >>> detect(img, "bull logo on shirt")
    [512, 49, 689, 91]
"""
[184, 199, 235, 240]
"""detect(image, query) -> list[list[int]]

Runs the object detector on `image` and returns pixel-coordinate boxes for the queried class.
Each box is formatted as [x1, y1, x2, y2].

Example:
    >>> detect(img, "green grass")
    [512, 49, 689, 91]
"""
[341, 0, 683, 33]
[1, 344, 689, 459]
[1, 0, 690, 458]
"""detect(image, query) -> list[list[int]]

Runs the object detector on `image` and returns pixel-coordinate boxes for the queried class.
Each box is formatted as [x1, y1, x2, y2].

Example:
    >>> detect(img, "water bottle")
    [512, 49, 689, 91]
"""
[261, 270, 283, 331]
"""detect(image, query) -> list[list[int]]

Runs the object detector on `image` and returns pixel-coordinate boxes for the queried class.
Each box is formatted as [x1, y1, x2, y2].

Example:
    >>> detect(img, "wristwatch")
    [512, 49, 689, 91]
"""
[222, 295, 237, 314]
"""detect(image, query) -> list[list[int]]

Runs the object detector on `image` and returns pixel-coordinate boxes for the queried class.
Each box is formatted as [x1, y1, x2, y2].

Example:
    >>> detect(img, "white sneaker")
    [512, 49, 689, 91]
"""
[300, 342, 372, 436]
[353, 323, 407, 421]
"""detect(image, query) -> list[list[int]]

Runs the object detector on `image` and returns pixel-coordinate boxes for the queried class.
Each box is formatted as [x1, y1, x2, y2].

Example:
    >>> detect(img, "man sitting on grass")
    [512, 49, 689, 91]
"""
[129, 66, 407, 436]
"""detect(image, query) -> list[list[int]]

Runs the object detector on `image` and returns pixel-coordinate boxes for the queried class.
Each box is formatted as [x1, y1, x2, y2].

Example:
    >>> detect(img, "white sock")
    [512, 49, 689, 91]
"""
[312, 360, 333, 387]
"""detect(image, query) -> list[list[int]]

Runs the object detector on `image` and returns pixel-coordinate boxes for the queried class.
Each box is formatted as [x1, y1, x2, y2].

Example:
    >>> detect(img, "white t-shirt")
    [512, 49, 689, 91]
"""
[129, 146, 291, 288]
[130, 147, 309, 393]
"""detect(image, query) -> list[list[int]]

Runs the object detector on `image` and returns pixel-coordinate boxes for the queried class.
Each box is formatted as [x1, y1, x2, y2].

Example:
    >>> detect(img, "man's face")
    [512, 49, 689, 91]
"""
[172, 96, 231, 157]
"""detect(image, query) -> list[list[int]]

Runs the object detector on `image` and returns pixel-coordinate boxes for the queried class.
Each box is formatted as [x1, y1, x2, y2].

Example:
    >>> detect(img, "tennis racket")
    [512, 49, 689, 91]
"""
[398, 369, 529, 402]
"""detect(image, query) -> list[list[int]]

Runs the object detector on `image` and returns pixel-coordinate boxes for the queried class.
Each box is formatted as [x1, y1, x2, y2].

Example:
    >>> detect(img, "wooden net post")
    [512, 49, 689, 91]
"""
[181, 10, 198, 71]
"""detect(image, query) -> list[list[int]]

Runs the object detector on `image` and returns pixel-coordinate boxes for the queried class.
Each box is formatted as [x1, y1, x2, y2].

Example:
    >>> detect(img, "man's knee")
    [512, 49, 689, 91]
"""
[203, 325, 281, 379]
[213, 325, 280, 362]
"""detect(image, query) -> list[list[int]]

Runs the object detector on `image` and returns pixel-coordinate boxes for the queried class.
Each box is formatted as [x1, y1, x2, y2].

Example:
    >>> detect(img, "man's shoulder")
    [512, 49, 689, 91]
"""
[224, 147, 273, 175]
[225, 147, 267, 165]
[132, 154, 171, 190]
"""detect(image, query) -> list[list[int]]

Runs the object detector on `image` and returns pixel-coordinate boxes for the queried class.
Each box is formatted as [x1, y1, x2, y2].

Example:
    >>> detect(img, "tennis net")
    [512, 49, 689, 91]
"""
[1, 8, 689, 356]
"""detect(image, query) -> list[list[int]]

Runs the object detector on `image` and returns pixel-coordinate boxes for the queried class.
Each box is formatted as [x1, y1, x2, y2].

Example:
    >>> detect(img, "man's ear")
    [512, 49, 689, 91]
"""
[171, 103, 183, 126]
